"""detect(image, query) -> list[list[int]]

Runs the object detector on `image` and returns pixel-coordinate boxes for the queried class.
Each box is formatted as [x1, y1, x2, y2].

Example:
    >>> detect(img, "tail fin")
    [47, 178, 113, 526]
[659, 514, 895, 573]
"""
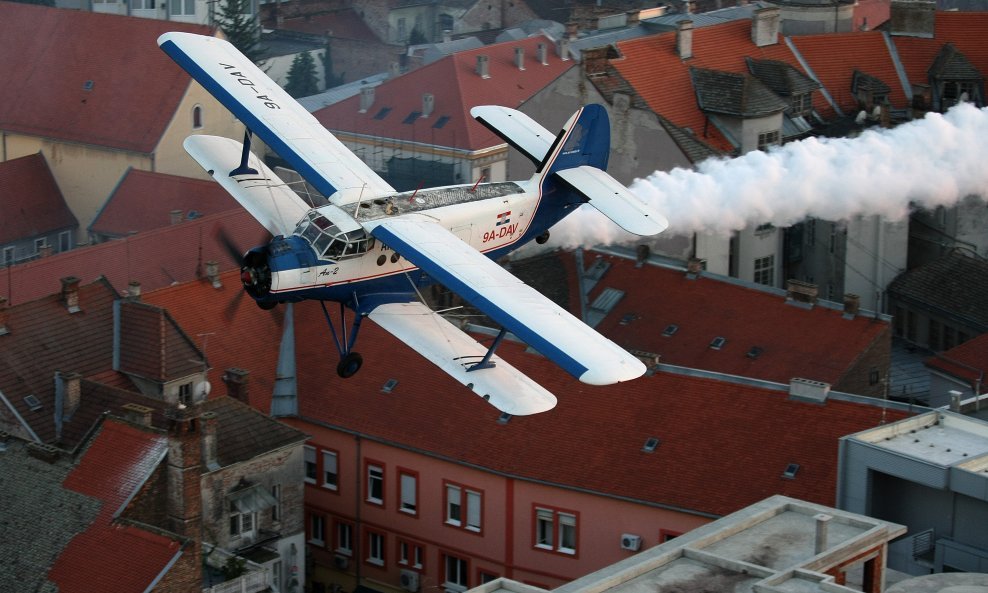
[536, 104, 611, 177]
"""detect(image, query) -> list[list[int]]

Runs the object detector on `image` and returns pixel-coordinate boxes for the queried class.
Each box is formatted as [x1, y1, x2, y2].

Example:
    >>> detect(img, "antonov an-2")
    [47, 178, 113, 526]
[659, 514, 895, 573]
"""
[158, 32, 668, 415]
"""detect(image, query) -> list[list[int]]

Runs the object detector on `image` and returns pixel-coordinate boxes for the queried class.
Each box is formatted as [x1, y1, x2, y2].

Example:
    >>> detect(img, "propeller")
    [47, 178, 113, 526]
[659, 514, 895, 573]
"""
[212, 225, 279, 323]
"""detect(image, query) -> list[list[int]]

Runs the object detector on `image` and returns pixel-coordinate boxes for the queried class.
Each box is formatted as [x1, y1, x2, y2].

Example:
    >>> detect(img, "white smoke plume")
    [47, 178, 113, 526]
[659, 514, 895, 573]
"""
[534, 103, 988, 251]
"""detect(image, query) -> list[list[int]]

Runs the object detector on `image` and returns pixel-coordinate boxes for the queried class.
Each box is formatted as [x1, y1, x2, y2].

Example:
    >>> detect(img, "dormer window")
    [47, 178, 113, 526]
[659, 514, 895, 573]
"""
[789, 93, 812, 116]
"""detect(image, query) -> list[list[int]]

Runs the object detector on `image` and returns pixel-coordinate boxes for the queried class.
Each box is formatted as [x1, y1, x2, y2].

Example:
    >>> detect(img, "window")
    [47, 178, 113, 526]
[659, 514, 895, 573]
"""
[753, 255, 774, 286]
[443, 553, 469, 590]
[230, 503, 257, 540]
[335, 519, 353, 555]
[534, 506, 578, 555]
[398, 538, 424, 569]
[304, 446, 317, 484]
[34, 237, 47, 255]
[271, 484, 281, 522]
[366, 462, 384, 505]
[366, 529, 385, 566]
[2, 246, 13, 266]
[178, 382, 192, 405]
[659, 529, 682, 543]
[323, 450, 338, 490]
[399, 470, 417, 514]
[790, 93, 812, 116]
[309, 513, 325, 546]
[58, 231, 71, 253]
[397, 17, 407, 42]
[480, 572, 499, 584]
[757, 130, 780, 151]
[169, 0, 195, 16]
[192, 104, 203, 128]
[869, 367, 880, 386]
[272, 561, 282, 592]
[132, 0, 155, 8]
[445, 482, 482, 532]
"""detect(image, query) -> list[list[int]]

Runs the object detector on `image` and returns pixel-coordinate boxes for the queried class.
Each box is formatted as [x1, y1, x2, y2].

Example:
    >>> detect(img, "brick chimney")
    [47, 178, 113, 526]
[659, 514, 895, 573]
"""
[206, 260, 222, 289]
[751, 7, 780, 47]
[127, 280, 141, 301]
[582, 46, 610, 77]
[121, 402, 154, 426]
[786, 279, 819, 306]
[843, 293, 861, 317]
[359, 86, 375, 113]
[222, 368, 250, 404]
[164, 405, 203, 581]
[422, 93, 435, 117]
[686, 257, 704, 278]
[537, 42, 548, 65]
[39, 244, 52, 258]
[61, 276, 81, 314]
[476, 54, 490, 79]
[0, 296, 9, 336]
[676, 20, 694, 60]
[170, 209, 184, 225]
[514, 47, 525, 70]
[201, 411, 220, 471]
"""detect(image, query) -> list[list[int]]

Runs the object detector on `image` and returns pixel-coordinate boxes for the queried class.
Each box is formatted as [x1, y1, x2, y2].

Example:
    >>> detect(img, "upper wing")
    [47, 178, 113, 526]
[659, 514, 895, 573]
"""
[367, 217, 646, 385]
[470, 105, 555, 165]
[158, 32, 394, 205]
[184, 135, 310, 236]
[368, 302, 557, 415]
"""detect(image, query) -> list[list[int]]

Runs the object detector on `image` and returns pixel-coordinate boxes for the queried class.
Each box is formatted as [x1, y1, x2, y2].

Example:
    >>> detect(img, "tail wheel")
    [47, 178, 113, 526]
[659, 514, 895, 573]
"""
[536, 231, 550, 244]
[337, 352, 363, 378]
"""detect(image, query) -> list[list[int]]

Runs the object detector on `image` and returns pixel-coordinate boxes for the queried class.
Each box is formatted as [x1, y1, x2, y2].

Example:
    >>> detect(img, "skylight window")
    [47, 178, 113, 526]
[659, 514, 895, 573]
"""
[402, 111, 421, 124]
[642, 437, 660, 453]
[710, 336, 726, 350]
[619, 312, 638, 326]
[24, 394, 42, 411]
[381, 379, 398, 393]
[373, 107, 392, 120]
[83, 80, 94, 91]
[782, 463, 800, 479]
[498, 412, 512, 424]
[662, 324, 679, 337]
[747, 346, 763, 359]
[433, 115, 450, 129]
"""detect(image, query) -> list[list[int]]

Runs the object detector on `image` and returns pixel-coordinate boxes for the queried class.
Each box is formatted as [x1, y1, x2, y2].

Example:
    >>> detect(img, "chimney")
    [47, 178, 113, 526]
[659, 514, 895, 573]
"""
[537, 42, 548, 65]
[422, 93, 435, 117]
[626, 10, 641, 26]
[789, 378, 831, 403]
[565, 21, 578, 40]
[359, 86, 375, 113]
[206, 260, 222, 289]
[686, 257, 704, 278]
[814, 514, 832, 554]
[0, 296, 9, 336]
[751, 7, 780, 47]
[890, 0, 935, 38]
[27, 442, 61, 463]
[121, 402, 154, 426]
[61, 276, 81, 314]
[842, 293, 860, 317]
[685, 0, 695, 13]
[786, 279, 818, 306]
[636, 244, 651, 268]
[442, 29, 451, 43]
[949, 390, 962, 412]
[127, 280, 141, 301]
[164, 404, 203, 579]
[476, 55, 490, 79]
[222, 368, 250, 404]
[64, 371, 81, 416]
[514, 47, 525, 70]
[39, 244, 53, 258]
[388, 62, 401, 78]
[558, 38, 571, 61]
[582, 47, 610, 77]
[170, 209, 184, 225]
[676, 20, 694, 60]
[201, 411, 220, 471]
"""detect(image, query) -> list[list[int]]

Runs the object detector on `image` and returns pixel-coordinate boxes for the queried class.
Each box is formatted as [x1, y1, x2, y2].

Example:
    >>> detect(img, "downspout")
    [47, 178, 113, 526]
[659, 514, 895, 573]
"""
[354, 435, 362, 586]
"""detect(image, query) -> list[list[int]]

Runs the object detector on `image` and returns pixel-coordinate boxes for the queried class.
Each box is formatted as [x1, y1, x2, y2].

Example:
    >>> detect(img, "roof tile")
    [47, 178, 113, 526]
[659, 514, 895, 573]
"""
[0, 153, 77, 244]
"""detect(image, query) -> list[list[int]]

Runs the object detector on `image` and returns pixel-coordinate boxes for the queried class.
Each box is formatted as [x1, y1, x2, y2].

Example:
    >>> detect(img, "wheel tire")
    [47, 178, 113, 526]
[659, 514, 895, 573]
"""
[536, 231, 550, 244]
[257, 300, 277, 310]
[337, 352, 363, 378]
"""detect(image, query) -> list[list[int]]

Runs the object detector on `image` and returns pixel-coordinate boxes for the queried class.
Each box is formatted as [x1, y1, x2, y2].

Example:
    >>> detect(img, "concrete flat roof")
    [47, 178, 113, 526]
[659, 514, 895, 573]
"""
[849, 411, 988, 467]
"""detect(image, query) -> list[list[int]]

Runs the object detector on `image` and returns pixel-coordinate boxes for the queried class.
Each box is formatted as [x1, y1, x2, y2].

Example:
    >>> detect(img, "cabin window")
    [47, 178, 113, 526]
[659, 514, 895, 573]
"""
[294, 214, 375, 261]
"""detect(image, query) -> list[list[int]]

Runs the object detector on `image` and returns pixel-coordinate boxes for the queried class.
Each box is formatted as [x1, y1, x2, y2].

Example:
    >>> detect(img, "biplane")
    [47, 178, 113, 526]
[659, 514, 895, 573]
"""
[158, 33, 668, 415]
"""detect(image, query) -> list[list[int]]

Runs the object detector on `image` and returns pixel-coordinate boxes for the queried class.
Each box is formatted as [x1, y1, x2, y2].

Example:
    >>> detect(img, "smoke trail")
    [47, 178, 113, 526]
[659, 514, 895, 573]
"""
[533, 103, 988, 251]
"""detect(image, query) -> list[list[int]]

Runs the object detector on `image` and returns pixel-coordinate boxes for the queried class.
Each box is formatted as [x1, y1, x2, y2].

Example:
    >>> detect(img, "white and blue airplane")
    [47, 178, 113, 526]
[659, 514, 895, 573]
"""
[158, 32, 668, 415]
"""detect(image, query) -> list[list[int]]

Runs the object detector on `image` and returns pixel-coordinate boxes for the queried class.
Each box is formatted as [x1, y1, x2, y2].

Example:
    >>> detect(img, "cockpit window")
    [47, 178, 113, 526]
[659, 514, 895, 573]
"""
[294, 215, 375, 261]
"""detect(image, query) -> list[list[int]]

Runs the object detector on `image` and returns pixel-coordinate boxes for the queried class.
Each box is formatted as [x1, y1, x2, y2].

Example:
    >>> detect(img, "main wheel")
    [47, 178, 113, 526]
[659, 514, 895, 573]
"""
[337, 352, 363, 378]
[536, 231, 550, 244]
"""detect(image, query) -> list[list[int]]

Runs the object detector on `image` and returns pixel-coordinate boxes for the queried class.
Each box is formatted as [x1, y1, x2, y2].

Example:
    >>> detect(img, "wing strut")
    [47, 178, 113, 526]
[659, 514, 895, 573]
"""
[231, 129, 259, 176]
[467, 327, 508, 372]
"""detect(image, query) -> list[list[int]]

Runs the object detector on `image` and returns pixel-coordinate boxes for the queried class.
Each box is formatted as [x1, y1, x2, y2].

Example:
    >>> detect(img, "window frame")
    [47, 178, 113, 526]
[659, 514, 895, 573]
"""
[397, 537, 425, 571]
[365, 527, 386, 567]
[398, 467, 418, 516]
[271, 483, 281, 522]
[303, 445, 318, 484]
[308, 512, 326, 546]
[334, 518, 354, 556]
[365, 460, 385, 506]
[444, 480, 483, 534]
[442, 552, 469, 590]
[322, 448, 339, 490]
[532, 504, 579, 557]
[757, 130, 780, 151]
[753, 254, 774, 286]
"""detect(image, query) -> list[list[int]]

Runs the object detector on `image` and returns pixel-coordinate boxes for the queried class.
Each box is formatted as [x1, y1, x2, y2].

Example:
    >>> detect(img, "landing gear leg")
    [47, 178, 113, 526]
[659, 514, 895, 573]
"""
[320, 301, 365, 378]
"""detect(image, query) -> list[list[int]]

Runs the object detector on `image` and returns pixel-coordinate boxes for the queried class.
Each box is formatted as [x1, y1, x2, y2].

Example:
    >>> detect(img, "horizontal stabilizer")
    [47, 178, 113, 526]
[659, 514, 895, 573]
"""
[554, 166, 669, 236]
[184, 135, 311, 237]
[368, 302, 557, 415]
[470, 105, 554, 165]
[369, 217, 647, 385]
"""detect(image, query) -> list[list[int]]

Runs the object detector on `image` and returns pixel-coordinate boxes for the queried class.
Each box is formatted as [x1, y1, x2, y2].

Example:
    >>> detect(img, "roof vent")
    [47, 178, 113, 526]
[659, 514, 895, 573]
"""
[498, 412, 512, 424]
[789, 378, 830, 403]
[359, 86, 375, 113]
[642, 437, 660, 452]
[83, 80, 94, 91]
[710, 336, 726, 350]
[421, 93, 434, 117]
[537, 42, 548, 65]
[514, 47, 525, 70]
[24, 394, 43, 411]
[782, 463, 800, 479]
[27, 442, 61, 463]
[662, 324, 679, 337]
[382, 379, 399, 393]
[746, 346, 763, 359]
[476, 55, 490, 79]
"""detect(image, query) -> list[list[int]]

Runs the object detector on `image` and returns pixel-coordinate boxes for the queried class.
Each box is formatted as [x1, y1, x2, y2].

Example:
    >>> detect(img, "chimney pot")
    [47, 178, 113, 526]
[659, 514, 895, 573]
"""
[127, 280, 141, 300]
[39, 244, 53, 258]
[359, 86, 375, 112]
[222, 368, 251, 404]
[814, 513, 832, 554]
[121, 402, 154, 426]
[843, 293, 860, 317]
[422, 93, 435, 117]
[476, 54, 490, 78]
[558, 38, 571, 61]
[677, 20, 694, 60]
[206, 260, 222, 288]
[514, 47, 525, 70]
[61, 276, 81, 314]
[949, 390, 962, 412]
[537, 42, 548, 65]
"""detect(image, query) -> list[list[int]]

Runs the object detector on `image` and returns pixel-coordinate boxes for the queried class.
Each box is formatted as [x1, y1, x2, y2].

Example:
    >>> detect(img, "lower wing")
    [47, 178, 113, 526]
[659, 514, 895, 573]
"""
[368, 302, 557, 415]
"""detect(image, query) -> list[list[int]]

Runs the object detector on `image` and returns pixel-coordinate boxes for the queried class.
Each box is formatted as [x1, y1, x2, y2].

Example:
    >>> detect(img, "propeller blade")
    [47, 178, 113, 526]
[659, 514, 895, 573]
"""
[224, 287, 246, 321]
[214, 226, 245, 267]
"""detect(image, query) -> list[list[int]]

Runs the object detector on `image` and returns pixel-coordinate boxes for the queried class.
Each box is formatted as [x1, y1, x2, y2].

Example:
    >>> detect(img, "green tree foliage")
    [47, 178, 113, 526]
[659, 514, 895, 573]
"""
[320, 42, 346, 89]
[217, 0, 261, 62]
[408, 26, 427, 46]
[284, 51, 320, 98]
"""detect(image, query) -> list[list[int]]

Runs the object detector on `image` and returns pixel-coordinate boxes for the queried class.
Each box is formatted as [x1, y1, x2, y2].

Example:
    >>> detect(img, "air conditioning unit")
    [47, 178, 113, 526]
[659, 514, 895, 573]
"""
[400, 569, 420, 592]
[333, 554, 350, 570]
[620, 533, 642, 551]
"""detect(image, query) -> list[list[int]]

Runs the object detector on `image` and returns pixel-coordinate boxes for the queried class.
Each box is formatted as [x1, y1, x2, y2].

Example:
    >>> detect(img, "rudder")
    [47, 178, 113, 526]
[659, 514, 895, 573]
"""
[536, 104, 611, 177]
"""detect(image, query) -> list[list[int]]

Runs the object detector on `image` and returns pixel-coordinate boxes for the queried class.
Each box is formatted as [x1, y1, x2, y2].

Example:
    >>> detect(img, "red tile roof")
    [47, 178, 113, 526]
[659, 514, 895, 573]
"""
[925, 333, 988, 388]
[0, 153, 77, 244]
[1, 208, 267, 306]
[854, 0, 891, 32]
[278, 8, 380, 42]
[0, 2, 211, 153]
[314, 34, 574, 153]
[146, 254, 910, 517]
[893, 11, 988, 93]
[49, 418, 181, 593]
[90, 169, 240, 238]
[584, 253, 889, 387]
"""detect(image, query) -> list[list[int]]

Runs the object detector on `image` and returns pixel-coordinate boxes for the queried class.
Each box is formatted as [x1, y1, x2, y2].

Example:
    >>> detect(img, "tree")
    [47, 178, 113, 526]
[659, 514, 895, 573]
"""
[408, 26, 427, 46]
[216, 0, 261, 62]
[284, 51, 319, 98]
[320, 42, 346, 90]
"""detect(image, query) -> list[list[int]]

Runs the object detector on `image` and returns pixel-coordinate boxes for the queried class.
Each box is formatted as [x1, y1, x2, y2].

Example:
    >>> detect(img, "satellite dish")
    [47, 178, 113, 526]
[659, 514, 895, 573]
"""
[195, 381, 212, 400]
